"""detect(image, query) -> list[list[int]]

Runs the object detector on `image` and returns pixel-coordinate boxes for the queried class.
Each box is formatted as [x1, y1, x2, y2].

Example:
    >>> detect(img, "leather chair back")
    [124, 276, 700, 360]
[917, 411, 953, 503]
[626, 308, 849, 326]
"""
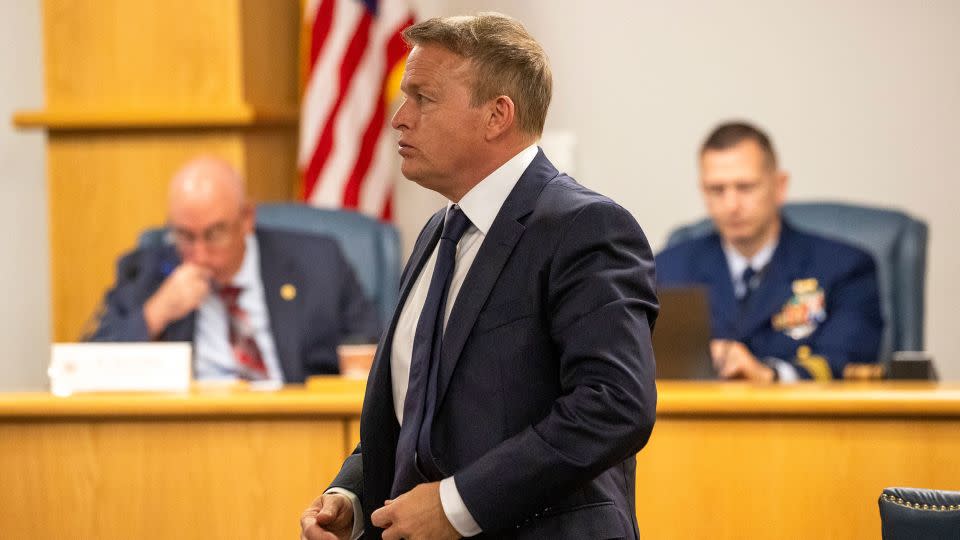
[879, 487, 960, 539]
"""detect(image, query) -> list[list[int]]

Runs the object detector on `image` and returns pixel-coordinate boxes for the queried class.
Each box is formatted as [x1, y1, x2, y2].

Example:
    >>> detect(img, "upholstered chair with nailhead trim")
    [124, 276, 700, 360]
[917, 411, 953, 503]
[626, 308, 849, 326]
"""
[878, 487, 960, 539]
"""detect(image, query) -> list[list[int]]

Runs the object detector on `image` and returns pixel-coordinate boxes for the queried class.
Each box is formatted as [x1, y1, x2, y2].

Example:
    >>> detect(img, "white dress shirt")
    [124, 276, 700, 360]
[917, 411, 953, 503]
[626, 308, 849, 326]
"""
[721, 236, 798, 382]
[193, 234, 284, 382]
[331, 144, 539, 539]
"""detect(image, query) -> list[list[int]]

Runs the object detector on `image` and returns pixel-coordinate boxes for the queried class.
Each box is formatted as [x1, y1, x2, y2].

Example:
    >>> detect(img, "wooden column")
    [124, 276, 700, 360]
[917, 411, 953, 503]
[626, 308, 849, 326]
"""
[14, 0, 301, 341]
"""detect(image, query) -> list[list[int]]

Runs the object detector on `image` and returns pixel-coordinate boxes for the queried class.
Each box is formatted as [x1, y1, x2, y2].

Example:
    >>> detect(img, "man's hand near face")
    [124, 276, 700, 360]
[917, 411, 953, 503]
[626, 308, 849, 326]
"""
[371, 482, 461, 540]
[710, 339, 775, 382]
[143, 263, 212, 338]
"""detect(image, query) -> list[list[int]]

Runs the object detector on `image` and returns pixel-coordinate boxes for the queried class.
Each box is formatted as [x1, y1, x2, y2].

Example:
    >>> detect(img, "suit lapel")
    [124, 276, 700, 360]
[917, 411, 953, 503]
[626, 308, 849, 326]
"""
[435, 150, 557, 406]
[164, 313, 196, 342]
[698, 237, 739, 338]
[258, 233, 302, 380]
[362, 211, 444, 432]
[359, 211, 445, 513]
[397, 211, 446, 327]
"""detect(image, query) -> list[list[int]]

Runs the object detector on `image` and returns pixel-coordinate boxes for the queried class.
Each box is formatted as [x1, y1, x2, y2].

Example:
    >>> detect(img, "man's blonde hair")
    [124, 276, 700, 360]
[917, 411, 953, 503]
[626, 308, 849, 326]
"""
[402, 12, 552, 136]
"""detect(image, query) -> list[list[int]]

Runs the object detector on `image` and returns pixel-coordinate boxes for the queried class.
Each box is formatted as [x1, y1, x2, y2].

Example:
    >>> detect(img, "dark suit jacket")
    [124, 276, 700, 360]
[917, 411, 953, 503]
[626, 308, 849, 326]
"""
[330, 151, 659, 539]
[655, 221, 882, 379]
[88, 227, 380, 382]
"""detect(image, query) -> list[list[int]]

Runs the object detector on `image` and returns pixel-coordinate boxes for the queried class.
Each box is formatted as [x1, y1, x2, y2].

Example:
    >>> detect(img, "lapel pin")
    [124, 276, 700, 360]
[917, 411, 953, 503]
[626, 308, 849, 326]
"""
[280, 283, 297, 301]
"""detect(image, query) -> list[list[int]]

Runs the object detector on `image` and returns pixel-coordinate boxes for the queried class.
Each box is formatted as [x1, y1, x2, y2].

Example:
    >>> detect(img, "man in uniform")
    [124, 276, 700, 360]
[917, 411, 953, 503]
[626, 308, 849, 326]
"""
[656, 122, 882, 381]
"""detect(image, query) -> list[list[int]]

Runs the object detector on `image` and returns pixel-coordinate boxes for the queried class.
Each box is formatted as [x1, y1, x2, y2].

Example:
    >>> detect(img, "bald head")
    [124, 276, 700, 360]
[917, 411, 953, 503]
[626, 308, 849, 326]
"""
[166, 156, 255, 285]
[169, 156, 246, 212]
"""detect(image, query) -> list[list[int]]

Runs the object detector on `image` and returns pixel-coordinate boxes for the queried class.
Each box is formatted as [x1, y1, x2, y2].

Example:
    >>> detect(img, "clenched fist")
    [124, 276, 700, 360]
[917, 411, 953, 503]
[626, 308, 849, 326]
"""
[143, 263, 213, 337]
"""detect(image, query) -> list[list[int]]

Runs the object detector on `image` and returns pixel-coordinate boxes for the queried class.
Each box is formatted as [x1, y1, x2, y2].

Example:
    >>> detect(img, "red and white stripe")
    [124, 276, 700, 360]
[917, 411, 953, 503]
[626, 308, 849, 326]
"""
[299, 0, 413, 220]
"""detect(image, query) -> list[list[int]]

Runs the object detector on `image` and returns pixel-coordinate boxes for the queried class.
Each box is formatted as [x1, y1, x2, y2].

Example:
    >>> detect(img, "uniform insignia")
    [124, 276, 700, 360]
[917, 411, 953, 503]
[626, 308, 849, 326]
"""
[771, 278, 826, 340]
[280, 283, 297, 301]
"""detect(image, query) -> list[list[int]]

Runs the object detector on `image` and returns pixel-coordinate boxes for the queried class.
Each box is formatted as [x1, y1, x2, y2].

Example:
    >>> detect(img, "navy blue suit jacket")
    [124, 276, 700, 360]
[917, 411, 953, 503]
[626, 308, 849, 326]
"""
[655, 221, 882, 379]
[330, 151, 659, 539]
[88, 227, 380, 382]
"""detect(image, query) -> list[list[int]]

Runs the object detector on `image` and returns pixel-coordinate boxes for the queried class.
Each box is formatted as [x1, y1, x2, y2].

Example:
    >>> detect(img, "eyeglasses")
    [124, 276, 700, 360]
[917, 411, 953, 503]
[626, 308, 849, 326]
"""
[167, 220, 236, 249]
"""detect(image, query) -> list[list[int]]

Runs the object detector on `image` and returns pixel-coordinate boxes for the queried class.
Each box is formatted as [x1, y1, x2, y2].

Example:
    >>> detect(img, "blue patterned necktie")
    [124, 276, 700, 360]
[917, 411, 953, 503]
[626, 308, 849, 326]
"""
[392, 205, 472, 496]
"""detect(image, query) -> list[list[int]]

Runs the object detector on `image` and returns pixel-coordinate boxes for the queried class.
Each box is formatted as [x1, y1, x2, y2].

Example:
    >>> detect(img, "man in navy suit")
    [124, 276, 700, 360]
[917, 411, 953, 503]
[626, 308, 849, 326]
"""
[656, 122, 882, 381]
[301, 13, 658, 540]
[88, 156, 379, 383]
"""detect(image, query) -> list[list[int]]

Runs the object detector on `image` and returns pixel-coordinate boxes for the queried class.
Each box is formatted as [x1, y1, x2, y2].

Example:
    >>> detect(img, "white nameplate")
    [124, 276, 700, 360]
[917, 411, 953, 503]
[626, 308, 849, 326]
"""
[49, 342, 192, 396]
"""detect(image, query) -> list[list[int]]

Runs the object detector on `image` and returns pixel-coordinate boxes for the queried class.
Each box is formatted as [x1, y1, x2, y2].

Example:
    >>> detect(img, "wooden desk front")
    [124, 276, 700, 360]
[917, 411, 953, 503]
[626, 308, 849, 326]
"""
[1, 380, 958, 539]
[0, 380, 364, 540]
[637, 382, 960, 539]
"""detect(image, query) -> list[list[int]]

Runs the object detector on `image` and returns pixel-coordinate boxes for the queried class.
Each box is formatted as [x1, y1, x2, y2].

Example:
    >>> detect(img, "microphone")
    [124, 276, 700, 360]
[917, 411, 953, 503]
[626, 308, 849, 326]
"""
[159, 258, 177, 278]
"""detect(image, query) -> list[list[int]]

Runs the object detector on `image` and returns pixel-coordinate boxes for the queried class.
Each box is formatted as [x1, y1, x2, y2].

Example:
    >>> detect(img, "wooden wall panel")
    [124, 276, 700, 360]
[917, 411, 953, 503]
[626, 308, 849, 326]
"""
[239, 0, 301, 107]
[42, 0, 244, 107]
[241, 127, 299, 204]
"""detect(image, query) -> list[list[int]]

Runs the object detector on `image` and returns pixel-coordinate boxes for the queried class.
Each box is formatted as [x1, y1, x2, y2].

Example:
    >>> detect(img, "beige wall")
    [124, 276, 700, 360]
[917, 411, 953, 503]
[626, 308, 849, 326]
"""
[401, 0, 960, 379]
[0, 1, 49, 390]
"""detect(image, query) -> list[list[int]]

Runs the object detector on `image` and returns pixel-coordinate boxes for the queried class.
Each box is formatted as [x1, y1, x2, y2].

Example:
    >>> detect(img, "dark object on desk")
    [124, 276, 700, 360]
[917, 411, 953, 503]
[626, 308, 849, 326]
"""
[653, 286, 715, 380]
[886, 351, 938, 381]
[879, 487, 960, 539]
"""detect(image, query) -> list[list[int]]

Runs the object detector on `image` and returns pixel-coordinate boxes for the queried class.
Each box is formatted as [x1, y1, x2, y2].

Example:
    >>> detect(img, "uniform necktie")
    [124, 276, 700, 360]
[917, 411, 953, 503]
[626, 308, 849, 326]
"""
[392, 205, 472, 496]
[217, 285, 268, 380]
[739, 266, 761, 308]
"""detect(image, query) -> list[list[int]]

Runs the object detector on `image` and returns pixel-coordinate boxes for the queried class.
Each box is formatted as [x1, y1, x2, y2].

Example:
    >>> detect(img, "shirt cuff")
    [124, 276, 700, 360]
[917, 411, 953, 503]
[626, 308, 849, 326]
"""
[324, 487, 364, 540]
[768, 358, 800, 383]
[439, 476, 482, 537]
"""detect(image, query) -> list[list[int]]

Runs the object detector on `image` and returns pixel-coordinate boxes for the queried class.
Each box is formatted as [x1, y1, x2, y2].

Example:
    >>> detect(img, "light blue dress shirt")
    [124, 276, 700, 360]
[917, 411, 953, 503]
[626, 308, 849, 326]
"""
[193, 235, 284, 382]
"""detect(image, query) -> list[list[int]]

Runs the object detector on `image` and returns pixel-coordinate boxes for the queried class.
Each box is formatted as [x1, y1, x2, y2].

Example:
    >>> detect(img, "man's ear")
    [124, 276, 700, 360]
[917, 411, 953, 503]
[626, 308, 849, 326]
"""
[485, 95, 516, 141]
[241, 202, 256, 234]
[774, 170, 789, 205]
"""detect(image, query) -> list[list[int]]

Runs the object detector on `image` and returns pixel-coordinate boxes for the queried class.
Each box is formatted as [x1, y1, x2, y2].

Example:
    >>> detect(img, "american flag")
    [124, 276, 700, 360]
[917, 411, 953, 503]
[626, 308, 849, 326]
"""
[298, 0, 413, 220]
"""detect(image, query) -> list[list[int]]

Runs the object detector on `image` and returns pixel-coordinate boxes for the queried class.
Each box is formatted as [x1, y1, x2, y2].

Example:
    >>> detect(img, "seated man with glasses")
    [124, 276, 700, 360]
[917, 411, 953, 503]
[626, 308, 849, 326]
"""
[88, 156, 380, 382]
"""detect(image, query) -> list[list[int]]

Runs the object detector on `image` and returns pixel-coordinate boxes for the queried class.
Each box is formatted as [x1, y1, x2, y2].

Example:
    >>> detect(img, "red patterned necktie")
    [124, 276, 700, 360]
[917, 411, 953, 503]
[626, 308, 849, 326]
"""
[217, 285, 268, 380]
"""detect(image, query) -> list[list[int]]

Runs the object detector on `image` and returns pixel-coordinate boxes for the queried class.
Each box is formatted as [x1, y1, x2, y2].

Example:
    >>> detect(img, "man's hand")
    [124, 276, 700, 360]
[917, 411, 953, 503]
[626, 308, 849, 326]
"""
[300, 493, 355, 540]
[143, 263, 212, 337]
[710, 339, 775, 382]
[371, 482, 460, 540]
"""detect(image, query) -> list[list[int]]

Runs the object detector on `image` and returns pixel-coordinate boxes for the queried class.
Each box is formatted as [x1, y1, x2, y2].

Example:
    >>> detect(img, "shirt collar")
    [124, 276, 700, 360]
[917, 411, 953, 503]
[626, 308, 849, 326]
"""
[722, 235, 778, 280]
[228, 234, 259, 289]
[451, 144, 539, 235]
